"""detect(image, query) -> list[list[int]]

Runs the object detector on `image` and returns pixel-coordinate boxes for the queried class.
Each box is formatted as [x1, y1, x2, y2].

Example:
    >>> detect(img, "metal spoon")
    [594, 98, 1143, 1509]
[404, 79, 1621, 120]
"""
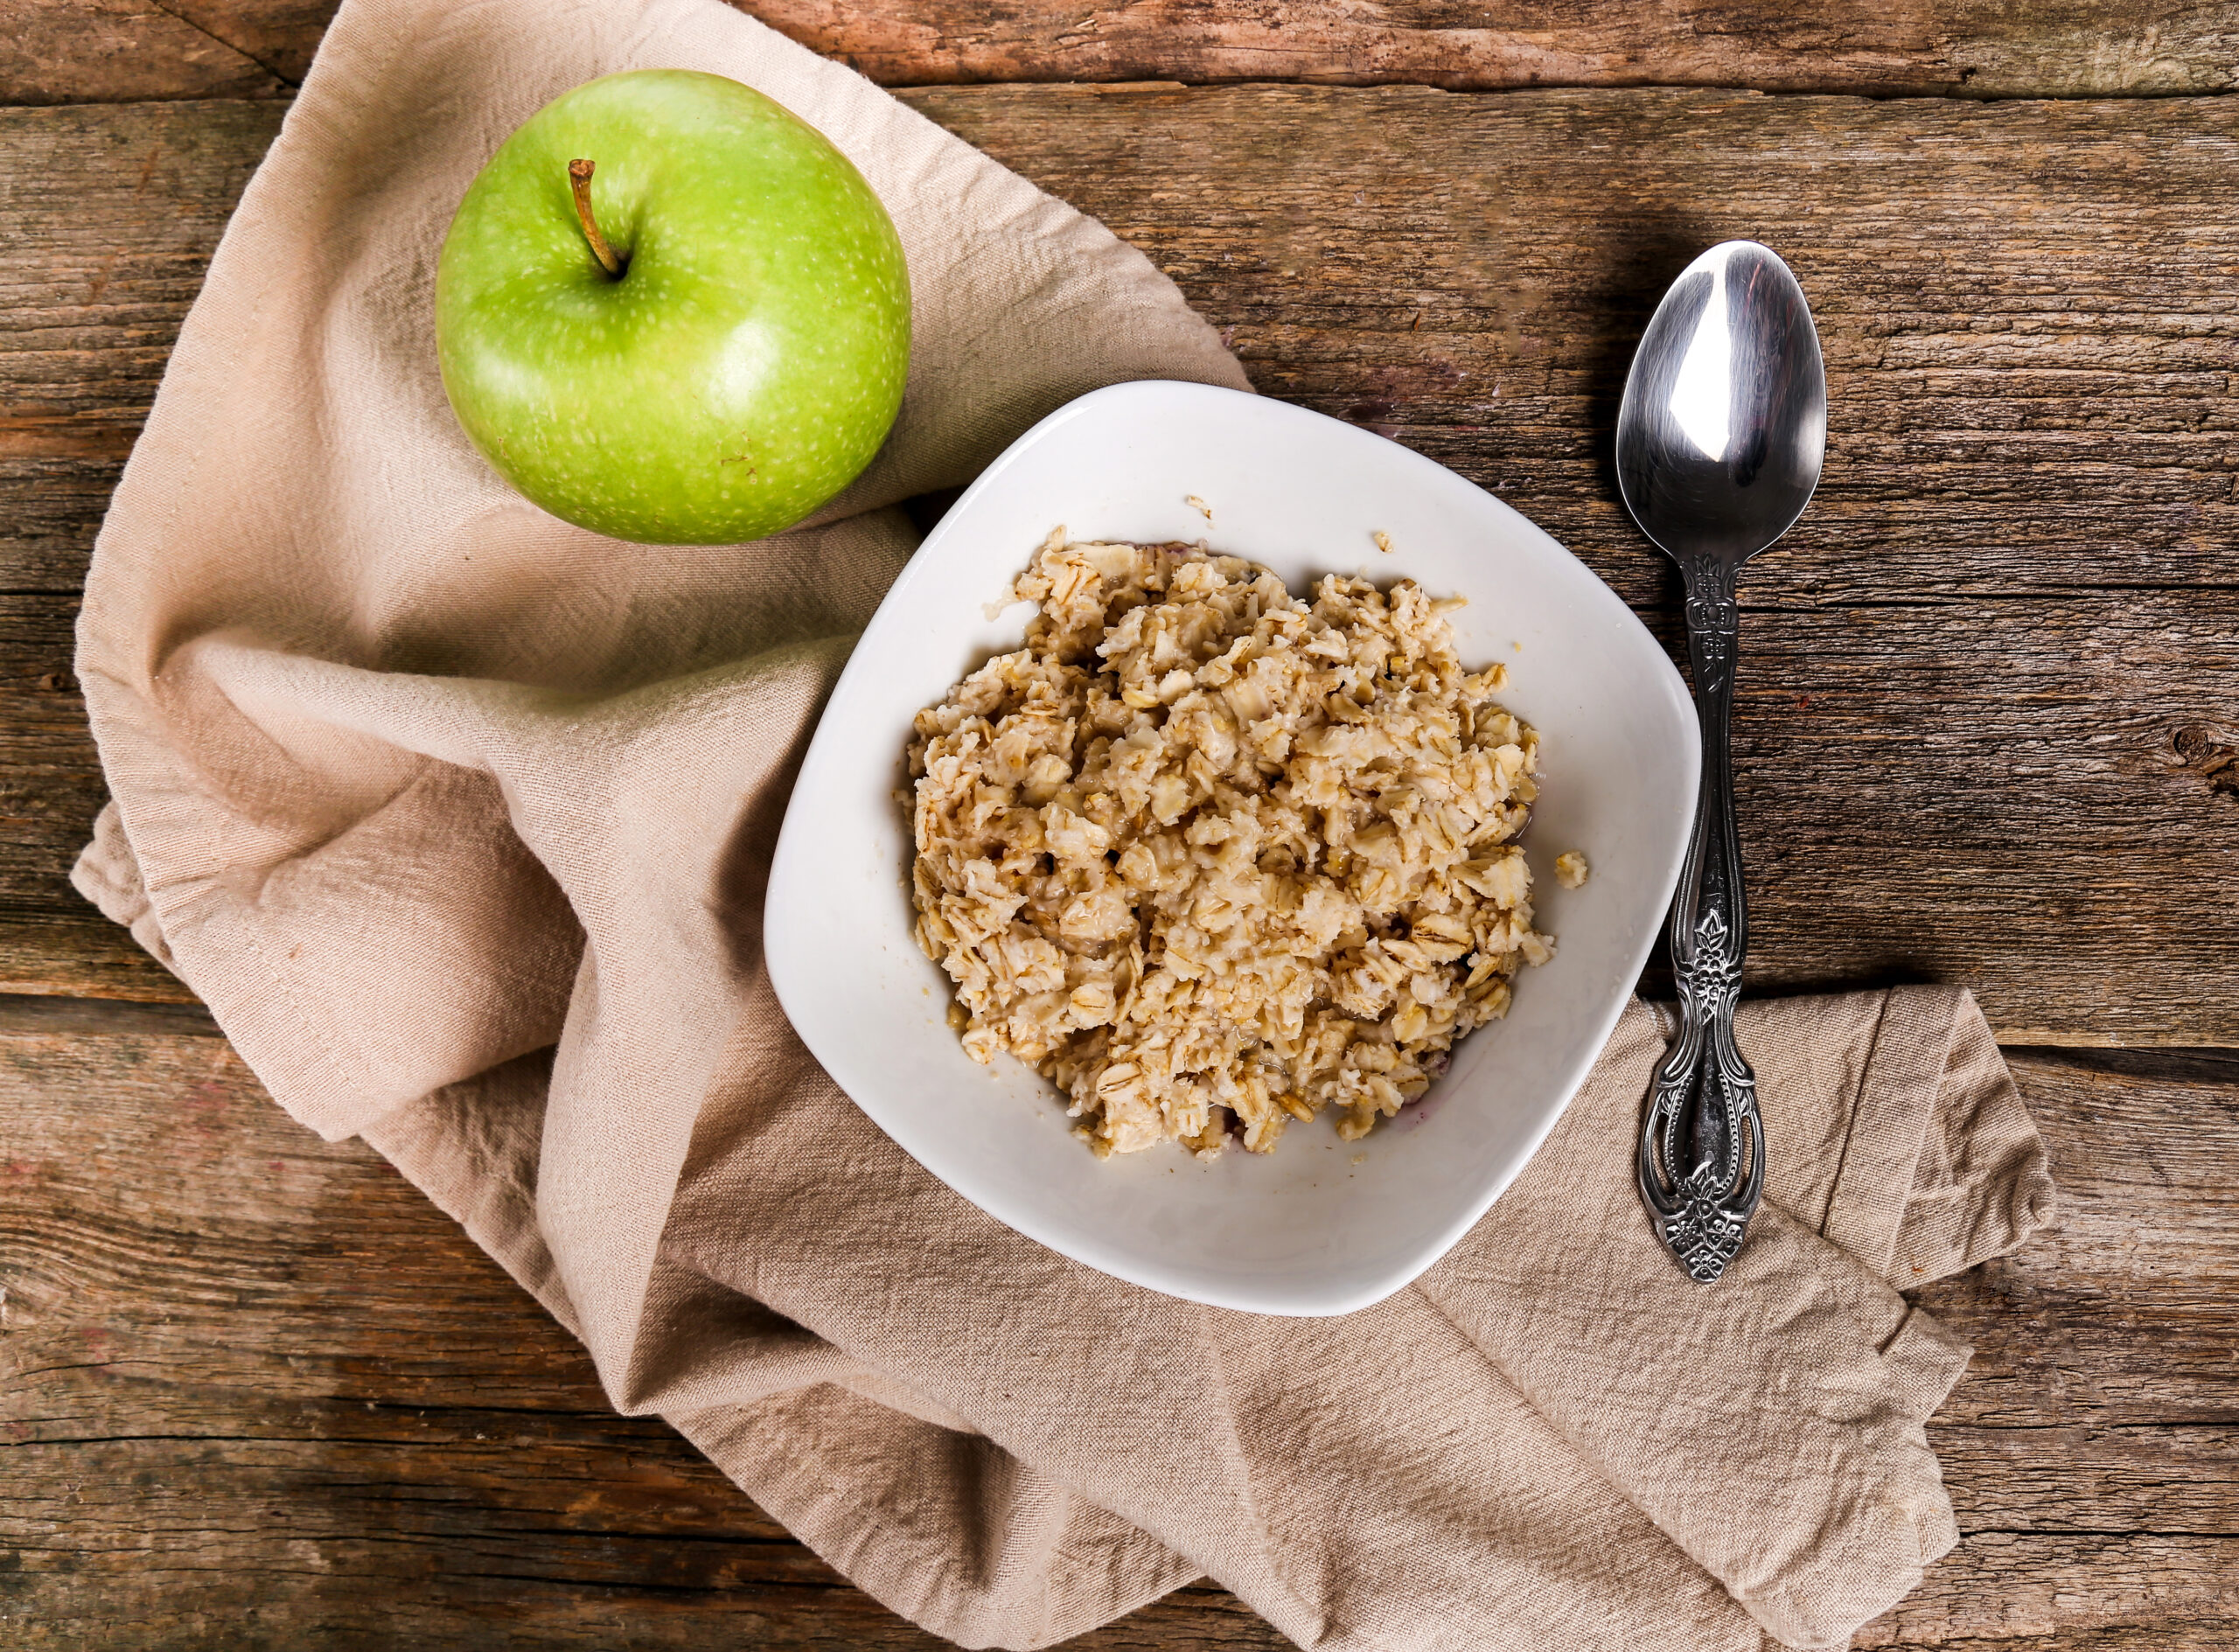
[1615, 240, 1826, 1283]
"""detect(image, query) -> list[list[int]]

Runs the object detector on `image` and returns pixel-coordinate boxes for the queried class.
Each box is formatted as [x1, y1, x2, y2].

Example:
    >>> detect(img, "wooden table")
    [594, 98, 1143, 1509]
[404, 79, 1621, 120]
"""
[5, 3, 2238, 1646]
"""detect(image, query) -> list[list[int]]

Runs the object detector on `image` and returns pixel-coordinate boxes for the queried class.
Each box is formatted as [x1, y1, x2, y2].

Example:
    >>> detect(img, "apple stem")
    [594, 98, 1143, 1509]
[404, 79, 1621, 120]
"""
[567, 159, 624, 278]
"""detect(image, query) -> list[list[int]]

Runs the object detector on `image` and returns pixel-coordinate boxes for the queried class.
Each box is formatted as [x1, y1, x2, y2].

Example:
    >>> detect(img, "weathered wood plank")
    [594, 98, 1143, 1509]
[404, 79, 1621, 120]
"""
[0, 99, 282, 1002]
[1859, 1533, 2239, 1649]
[0, 0, 296, 107]
[1857, 1049, 2239, 1644]
[0, 1021, 1280, 1648]
[0, 99, 259, 1001]
[0, 591, 196, 1002]
[5, 0, 2239, 107]
[3, 1023, 2235, 1647]
[1917, 1051, 2239, 1431]
[1864, 1047, 2239, 1644]
[4, 93, 2239, 1039]
[743, 0, 2239, 100]
[0, 98, 282, 593]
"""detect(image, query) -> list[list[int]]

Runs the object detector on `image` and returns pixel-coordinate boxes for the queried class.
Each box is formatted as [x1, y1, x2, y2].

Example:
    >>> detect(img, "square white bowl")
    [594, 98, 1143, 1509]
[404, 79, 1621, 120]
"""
[765, 380, 1698, 1316]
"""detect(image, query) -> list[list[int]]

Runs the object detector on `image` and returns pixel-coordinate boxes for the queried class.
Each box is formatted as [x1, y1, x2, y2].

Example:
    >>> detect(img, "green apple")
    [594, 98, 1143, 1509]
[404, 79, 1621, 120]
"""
[435, 69, 910, 545]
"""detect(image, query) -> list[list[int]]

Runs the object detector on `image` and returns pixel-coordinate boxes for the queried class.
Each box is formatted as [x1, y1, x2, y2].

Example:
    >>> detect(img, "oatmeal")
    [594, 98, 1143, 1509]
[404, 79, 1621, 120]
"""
[1554, 851, 1590, 889]
[907, 531, 1555, 1158]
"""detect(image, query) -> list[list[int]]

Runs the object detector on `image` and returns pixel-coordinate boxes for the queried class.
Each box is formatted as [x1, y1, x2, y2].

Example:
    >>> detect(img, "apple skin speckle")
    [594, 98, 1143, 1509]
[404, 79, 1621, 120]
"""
[435, 68, 910, 545]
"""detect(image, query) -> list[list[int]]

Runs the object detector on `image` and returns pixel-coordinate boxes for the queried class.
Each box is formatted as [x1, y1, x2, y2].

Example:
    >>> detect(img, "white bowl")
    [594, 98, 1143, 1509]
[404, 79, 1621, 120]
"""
[766, 380, 1698, 1316]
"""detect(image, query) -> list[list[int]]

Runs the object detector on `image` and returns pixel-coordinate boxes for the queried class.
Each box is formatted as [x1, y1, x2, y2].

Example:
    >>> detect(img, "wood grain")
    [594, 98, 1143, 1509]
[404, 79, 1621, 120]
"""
[3, 1021, 2233, 1647]
[1922, 1049, 2239, 1432]
[0, 0, 296, 106]
[737, 0, 2239, 99]
[0, 99, 277, 1002]
[0, 98, 276, 593]
[1865, 1046, 2239, 1648]
[6, 0, 2239, 107]
[0, 1016, 1277, 1649]
[5, 92, 2239, 1038]
[0, 590, 196, 1004]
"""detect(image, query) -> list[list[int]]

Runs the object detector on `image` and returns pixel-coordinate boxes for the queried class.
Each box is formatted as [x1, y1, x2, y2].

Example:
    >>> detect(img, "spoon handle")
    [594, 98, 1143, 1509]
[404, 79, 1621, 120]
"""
[1638, 557, 1766, 1283]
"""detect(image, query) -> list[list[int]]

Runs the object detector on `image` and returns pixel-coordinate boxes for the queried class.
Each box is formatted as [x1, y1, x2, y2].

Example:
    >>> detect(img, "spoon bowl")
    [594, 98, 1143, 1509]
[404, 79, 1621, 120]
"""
[1617, 240, 1826, 568]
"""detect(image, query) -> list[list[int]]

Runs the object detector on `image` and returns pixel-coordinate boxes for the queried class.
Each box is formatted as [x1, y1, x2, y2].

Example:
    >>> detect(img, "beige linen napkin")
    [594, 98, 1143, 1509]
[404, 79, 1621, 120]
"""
[71, 0, 2055, 1645]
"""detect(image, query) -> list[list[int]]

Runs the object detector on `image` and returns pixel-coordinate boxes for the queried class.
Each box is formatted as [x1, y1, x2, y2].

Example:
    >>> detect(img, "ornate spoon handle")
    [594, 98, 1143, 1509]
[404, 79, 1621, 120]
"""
[1638, 556, 1766, 1283]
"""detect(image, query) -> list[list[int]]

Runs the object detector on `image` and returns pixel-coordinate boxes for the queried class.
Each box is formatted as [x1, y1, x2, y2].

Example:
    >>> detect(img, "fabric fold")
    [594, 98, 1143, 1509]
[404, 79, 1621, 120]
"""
[71, 0, 2055, 1645]
[1406, 993, 2012, 1649]
[1887, 996, 2059, 1283]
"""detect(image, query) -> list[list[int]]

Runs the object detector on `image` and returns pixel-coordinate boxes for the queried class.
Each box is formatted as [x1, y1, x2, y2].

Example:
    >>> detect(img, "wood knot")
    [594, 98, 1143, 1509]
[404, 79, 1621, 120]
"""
[2172, 723, 2239, 798]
